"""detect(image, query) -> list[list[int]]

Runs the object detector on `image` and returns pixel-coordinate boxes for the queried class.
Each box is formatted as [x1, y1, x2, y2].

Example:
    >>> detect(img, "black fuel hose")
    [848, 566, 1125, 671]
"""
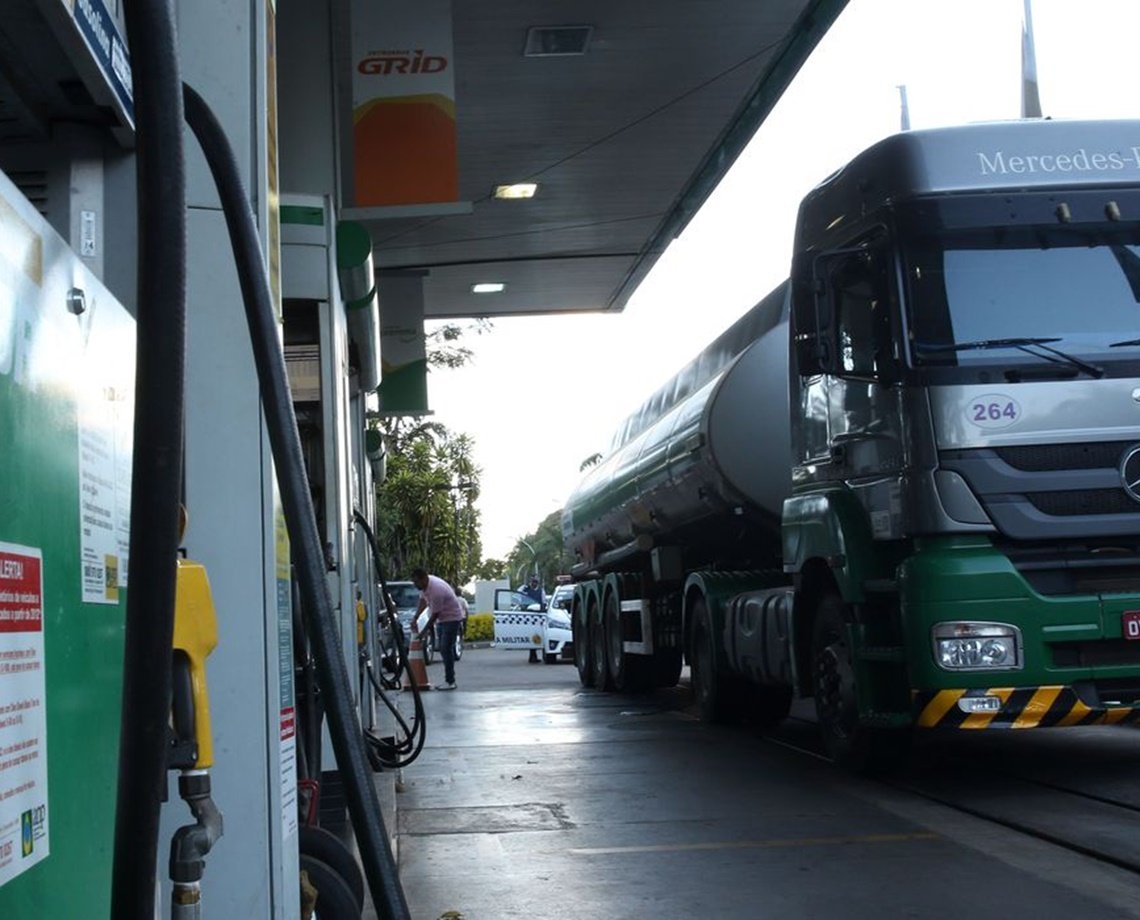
[111, 2, 186, 918]
[352, 510, 427, 768]
[352, 509, 395, 613]
[181, 84, 410, 920]
[364, 662, 426, 769]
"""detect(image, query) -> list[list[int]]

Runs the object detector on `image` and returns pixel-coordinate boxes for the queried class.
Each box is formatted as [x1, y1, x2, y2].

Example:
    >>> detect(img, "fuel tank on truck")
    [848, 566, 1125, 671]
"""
[563, 283, 792, 566]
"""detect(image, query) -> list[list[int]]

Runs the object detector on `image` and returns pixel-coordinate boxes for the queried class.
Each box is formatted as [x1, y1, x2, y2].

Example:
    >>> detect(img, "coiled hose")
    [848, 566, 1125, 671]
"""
[353, 510, 426, 769]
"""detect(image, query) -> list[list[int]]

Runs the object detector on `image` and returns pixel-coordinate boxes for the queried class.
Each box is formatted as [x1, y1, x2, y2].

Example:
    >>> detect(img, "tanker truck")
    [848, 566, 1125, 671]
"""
[563, 118, 1140, 769]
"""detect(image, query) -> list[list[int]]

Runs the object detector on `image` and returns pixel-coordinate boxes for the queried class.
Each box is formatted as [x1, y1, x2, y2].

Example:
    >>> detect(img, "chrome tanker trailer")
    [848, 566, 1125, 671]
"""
[564, 118, 1140, 769]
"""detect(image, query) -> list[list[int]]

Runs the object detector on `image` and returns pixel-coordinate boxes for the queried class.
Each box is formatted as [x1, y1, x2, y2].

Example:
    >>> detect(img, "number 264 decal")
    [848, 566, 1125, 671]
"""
[966, 395, 1020, 429]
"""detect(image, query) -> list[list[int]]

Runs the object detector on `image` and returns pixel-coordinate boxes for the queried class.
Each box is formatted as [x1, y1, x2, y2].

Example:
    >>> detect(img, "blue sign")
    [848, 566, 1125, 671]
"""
[73, 0, 134, 127]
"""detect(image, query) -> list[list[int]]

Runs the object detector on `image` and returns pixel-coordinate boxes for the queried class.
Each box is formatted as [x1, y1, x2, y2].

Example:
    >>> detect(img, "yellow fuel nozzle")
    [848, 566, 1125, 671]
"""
[172, 558, 219, 769]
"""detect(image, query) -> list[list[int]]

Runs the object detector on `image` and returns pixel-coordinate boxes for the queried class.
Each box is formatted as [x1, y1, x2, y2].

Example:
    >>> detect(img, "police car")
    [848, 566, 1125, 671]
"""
[492, 584, 573, 664]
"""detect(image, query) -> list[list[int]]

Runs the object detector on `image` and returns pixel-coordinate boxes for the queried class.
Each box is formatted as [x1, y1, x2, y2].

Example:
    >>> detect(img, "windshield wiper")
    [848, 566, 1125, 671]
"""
[915, 337, 1104, 379]
[1109, 337, 1140, 348]
[915, 337, 1062, 353]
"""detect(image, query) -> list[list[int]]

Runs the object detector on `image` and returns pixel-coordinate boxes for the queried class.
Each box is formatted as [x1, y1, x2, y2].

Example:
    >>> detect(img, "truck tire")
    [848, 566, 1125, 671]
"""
[423, 630, 435, 666]
[811, 593, 907, 772]
[573, 595, 593, 687]
[603, 590, 628, 690]
[589, 597, 610, 689]
[690, 597, 731, 722]
[604, 589, 653, 691]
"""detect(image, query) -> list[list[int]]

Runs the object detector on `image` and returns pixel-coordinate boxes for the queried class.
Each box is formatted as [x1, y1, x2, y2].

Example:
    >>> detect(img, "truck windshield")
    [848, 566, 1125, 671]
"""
[903, 229, 1140, 374]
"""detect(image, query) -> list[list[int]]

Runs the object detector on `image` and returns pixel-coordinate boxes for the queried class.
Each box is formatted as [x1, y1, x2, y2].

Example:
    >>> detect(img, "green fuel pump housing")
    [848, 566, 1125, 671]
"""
[0, 168, 136, 915]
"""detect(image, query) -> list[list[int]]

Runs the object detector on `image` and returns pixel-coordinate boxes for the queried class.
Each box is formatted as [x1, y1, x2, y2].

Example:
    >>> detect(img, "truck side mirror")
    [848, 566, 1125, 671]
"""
[792, 270, 833, 376]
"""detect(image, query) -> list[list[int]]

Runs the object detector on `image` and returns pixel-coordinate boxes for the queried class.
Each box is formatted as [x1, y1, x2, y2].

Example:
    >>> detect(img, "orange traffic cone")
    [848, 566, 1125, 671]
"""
[404, 632, 431, 691]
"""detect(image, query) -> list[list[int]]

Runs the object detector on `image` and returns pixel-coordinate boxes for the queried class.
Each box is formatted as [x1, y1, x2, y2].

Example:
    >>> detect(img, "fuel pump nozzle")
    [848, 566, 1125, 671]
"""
[168, 557, 224, 918]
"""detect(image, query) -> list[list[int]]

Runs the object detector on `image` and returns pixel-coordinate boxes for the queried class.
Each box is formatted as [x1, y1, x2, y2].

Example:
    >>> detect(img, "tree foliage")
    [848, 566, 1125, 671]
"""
[471, 557, 508, 581]
[579, 452, 602, 471]
[372, 421, 482, 587]
[369, 321, 492, 585]
[426, 319, 492, 369]
[505, 509, 573, 592]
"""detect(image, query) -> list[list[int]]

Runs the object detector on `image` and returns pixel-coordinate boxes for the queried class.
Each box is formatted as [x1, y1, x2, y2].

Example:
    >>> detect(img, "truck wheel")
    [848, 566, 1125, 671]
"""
[589, 598, 610, 689]
[811, 593, 906, 772]
[604, 588, 654, 691]
[423, 630, 435, 666]
[573, 596, 594, 687]
[603, 590, 628, 690]
[690, 598, 729, 722]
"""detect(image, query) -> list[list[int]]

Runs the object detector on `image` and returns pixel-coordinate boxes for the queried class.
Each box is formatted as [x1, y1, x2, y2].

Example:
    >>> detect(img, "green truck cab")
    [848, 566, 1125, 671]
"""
[564, 120, 1140, 768]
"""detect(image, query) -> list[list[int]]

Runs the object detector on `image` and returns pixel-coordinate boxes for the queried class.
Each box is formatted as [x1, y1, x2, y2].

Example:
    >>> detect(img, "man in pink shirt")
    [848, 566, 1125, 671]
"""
[412, 568, 464, 690]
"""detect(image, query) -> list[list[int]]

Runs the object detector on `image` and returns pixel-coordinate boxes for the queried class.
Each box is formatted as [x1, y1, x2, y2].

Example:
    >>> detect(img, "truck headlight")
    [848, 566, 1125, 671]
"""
[932, 622, 1022, 671]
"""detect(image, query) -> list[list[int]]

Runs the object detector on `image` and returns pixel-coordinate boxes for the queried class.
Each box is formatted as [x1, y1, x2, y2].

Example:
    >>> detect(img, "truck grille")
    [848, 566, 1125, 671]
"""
[998, 539, 1140, 595]
[1026, 489, 1139, 517]
[940, 441, 1140, 540]
[996, 441, 1132, 472]
[1052, 641, 1140, 668]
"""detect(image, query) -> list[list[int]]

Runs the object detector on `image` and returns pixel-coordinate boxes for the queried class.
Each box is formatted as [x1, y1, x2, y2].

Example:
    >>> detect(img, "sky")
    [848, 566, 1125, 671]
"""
[423, 0, 1140, 560]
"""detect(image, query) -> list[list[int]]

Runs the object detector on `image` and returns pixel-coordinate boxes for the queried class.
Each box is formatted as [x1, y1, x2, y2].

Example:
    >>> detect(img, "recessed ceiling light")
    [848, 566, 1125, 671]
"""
[472, 282, 505, 294]
[494, 183, 538, 200]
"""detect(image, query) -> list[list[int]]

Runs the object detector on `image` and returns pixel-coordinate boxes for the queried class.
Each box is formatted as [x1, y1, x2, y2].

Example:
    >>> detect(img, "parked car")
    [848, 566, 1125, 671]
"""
[492, 586, 573, 664]
[543, 584, 574, 664]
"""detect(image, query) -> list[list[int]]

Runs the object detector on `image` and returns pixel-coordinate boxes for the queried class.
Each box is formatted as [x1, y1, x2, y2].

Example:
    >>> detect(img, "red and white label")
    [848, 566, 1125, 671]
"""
[1123, 610, 1140, 641]
[0, 543, 48, 887]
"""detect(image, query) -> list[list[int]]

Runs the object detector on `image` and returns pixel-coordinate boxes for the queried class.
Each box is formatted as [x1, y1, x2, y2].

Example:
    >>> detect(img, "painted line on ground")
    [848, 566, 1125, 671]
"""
[569, 831, 938, 856]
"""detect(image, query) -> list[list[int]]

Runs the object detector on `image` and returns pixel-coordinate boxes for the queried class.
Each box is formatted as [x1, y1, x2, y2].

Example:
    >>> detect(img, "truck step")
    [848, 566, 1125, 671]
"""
[858, 711, 913, 729]
[856, 645, 907, 663]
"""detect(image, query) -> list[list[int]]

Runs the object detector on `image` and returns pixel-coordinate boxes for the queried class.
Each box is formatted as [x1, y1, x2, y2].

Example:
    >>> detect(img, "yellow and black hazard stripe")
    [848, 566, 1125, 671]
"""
[912, 686, 1140, 730]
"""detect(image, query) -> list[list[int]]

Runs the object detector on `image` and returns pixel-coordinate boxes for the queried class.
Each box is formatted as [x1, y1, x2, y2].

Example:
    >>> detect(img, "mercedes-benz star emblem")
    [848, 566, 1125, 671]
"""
[1120, 446, 1140, 503]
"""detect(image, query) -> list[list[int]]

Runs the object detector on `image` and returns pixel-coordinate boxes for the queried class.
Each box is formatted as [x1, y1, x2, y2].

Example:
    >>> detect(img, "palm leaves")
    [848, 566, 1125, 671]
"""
[372, 420, 482, 585]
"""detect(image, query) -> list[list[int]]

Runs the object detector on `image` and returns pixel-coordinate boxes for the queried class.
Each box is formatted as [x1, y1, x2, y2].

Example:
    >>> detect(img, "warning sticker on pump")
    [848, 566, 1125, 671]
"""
[0, 542, 49, 887]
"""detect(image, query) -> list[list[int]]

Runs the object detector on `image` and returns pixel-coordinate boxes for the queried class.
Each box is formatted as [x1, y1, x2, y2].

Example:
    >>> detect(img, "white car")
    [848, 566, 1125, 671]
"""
[492, 586, 573, 664]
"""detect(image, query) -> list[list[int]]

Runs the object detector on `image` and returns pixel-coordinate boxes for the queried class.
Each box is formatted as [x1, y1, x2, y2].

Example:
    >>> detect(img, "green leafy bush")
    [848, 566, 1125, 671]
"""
[465, 613, 493, 642]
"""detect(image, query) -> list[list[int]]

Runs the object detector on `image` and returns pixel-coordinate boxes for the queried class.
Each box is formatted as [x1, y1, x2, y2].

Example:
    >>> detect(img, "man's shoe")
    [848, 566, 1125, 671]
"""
[439, 682, 457, 691]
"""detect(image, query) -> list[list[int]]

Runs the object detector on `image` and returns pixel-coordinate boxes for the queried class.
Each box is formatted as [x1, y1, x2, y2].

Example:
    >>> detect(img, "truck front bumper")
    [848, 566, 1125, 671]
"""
[912, 685, 1140, 729]
[900, 536, 1140, 729]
